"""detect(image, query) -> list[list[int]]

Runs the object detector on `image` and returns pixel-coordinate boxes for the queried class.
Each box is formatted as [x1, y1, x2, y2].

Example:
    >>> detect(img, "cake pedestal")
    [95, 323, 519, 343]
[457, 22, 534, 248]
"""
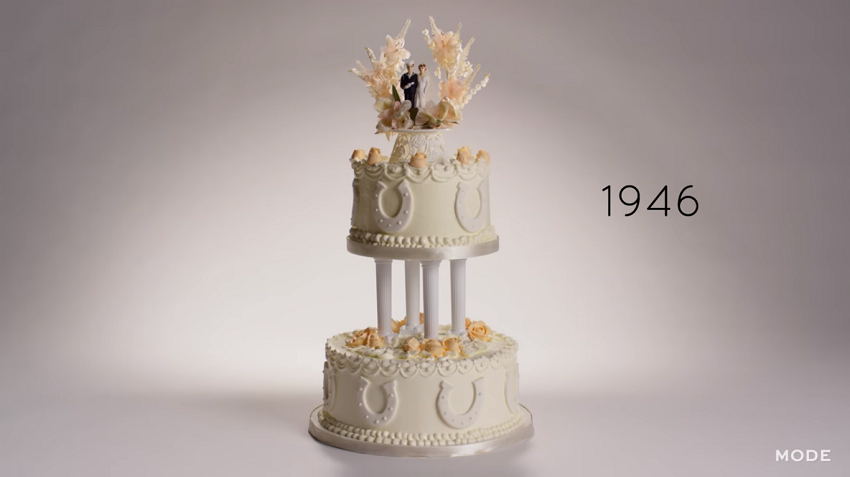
[308, 405, 534, 458]
[388, 130, 449, 164]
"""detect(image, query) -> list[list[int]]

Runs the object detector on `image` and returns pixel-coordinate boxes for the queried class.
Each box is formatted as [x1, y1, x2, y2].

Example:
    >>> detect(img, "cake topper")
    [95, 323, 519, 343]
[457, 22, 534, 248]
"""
[350, 17, 490, 135]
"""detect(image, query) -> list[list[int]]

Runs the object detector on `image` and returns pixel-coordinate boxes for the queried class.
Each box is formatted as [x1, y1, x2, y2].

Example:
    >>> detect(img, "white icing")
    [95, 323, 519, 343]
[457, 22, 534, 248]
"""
[323, 361, 336, 412]
[372, 181, 413, 233]
[348, 225, 497, 249]
[322, 331, 522, 436]
[455, 181, 489, 233]
[352, 159, 489, 183]
[350, 159, 495, 245]
[437, 378, 485, 429]
[326, 331, 518, 378]
[504, 364, 519, 414]
[351, 178, 360, 226]
[357, 377, 399, 426]
[318, 411, 525, 447]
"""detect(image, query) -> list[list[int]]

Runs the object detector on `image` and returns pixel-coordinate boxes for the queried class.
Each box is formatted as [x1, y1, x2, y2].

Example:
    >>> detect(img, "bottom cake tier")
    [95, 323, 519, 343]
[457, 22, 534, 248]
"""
[310, 325, 533, 456]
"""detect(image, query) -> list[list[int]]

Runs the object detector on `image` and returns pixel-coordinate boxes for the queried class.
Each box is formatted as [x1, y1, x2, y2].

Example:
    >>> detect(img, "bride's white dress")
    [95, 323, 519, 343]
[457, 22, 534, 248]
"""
[415, 75, 432, 109]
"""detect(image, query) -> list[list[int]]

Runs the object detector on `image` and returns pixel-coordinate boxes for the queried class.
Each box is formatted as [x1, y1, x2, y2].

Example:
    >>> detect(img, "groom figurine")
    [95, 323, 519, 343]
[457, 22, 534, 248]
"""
[400, 62, 419, 109]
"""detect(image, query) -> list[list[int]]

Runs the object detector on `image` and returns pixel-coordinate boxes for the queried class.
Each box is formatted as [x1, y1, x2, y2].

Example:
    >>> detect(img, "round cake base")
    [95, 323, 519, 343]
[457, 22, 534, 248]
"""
[308, 405, 534, 458]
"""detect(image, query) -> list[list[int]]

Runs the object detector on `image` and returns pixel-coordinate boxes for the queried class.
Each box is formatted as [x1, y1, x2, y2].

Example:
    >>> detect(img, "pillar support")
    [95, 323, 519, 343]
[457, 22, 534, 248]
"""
[450, 259, 467, 336]
[375, 258, 393, 337]
[421, 260, 441, 340]
[403, 260, 421, 333]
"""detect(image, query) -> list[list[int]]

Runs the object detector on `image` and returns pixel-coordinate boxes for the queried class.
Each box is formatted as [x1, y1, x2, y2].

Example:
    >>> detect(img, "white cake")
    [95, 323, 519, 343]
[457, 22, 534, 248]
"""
[308, 17, 532, 457]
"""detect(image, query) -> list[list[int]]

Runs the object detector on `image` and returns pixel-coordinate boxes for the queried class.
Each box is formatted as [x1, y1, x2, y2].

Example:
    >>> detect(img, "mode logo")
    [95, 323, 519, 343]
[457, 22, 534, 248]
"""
[776, 449, 831, 462]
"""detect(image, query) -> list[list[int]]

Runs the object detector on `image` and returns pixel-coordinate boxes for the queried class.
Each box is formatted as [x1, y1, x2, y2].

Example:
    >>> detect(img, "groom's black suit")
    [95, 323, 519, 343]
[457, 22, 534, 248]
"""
[400, 72, 419, 108]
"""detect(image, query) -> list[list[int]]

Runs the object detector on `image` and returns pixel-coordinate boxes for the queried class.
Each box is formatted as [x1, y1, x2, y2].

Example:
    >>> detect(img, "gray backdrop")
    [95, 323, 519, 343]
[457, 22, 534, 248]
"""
[1, 0, 848, 475]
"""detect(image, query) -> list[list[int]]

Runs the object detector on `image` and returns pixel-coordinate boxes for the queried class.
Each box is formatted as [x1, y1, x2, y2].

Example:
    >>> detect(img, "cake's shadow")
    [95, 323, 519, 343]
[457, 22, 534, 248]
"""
[179, 391, 316, 432]
[184, 393, 534, 475]
[315, 431, 535, 476]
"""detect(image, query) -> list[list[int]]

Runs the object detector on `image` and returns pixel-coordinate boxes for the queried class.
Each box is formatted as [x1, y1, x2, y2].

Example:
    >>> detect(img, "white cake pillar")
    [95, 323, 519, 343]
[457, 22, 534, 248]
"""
[375, 259, 394, 337]
[403, 260, 421, 333]
[421, 260, 441, 340]
[450, 259, 467, 336]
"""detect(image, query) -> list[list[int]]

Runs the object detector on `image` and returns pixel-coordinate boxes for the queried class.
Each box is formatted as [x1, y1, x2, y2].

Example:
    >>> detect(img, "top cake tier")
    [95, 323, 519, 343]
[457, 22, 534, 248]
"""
[348, 131, 498, 261]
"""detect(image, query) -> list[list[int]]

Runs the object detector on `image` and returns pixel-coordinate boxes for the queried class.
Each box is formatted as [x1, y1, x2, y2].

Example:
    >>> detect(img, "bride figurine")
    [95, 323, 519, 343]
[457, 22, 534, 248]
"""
[415, 63, 430, 110]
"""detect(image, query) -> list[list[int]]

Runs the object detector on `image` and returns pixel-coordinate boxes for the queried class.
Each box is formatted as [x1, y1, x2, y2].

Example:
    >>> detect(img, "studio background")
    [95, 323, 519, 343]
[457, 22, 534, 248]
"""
[1, 0, 848, 475]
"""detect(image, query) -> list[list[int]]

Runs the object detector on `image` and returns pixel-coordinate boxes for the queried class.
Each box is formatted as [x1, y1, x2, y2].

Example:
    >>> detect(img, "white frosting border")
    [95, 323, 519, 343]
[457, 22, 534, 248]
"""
[318, 410, 525, 447]
[348, 225, 497, 248]
[352, 159, 490, 183]
[325, 334, 518, 379]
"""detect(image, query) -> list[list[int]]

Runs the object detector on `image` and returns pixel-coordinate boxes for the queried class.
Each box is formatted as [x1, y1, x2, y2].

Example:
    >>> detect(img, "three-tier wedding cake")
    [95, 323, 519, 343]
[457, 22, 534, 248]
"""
[308, 18, 533, 457]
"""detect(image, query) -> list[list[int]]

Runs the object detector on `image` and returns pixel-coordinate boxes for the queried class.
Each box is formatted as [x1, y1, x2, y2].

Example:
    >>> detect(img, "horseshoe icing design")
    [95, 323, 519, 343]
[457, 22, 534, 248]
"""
[323, 362, 336, 412]
[504, 365, 520, 414]
[351, 178, 360, 226]
[357, 377, 399, 426]
[372, 181, 413, 233]
[455, 181, 489, 233]
[437, 378, 485, 429]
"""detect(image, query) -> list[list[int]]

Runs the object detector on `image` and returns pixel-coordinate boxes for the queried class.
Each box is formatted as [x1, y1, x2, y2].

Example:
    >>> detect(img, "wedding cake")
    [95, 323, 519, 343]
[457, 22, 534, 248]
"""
[308, 18, 533, 457]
